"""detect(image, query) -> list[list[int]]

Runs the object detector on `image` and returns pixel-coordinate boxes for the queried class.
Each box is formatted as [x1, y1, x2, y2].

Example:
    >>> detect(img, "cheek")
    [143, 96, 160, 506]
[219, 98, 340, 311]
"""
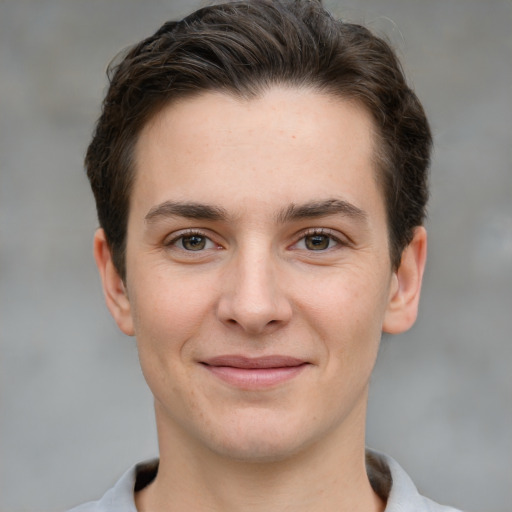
[128, 270, 216, 357]
[294, 267, 391, 367]
[129, 275, 215, 409]
[301, 268, 389, 328]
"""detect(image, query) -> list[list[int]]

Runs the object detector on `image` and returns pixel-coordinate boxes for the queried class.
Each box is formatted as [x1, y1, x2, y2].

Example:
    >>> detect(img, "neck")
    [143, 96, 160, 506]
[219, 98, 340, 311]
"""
[136, 401, 385, 512]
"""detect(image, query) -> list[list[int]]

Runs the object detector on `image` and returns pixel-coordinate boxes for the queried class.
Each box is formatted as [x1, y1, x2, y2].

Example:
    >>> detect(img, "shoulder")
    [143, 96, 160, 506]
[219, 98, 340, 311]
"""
[366, 449, 465, 512]
[67, 502, 102, 512]
[66, 459, 158, 512]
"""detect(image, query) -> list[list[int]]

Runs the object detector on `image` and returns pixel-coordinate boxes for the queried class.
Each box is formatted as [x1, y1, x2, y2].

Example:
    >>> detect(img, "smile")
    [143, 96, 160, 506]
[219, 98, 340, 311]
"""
[200, 355, 309, 389]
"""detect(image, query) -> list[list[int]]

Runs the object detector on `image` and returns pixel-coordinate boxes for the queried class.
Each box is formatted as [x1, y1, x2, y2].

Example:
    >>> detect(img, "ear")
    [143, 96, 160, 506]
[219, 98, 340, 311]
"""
[93, 229, 134, 336]
[383, 226, 427, 334]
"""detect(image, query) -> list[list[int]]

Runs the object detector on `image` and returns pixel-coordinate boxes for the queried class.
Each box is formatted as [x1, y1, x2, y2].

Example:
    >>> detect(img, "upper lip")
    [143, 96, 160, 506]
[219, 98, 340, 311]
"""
[201, 355, 307, 369]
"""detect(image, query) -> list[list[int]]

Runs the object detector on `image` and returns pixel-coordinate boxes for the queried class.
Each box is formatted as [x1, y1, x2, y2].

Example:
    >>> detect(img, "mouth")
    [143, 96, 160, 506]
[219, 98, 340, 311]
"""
[200, 355, 309, 389]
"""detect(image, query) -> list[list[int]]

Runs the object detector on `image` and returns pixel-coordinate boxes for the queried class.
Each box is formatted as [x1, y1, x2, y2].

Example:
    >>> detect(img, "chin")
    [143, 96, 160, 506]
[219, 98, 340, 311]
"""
[200, 412, 320, 463]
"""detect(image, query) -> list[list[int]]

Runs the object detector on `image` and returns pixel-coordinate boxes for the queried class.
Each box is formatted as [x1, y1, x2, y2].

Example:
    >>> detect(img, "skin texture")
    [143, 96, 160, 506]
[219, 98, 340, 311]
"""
[94, 87, 427, 512]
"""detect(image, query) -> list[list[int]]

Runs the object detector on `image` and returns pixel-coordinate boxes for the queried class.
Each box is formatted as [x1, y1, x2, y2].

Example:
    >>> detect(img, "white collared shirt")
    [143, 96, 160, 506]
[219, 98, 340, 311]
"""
[68, 450, 464, 512]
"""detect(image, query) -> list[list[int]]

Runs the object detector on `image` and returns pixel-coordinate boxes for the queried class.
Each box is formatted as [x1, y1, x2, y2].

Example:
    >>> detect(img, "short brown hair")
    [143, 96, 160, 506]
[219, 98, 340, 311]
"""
[86, 0, 432, 279]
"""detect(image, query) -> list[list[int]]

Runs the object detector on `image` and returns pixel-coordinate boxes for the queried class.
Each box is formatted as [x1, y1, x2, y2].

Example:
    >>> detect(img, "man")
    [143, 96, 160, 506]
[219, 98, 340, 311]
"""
[71, 1, 463, 510]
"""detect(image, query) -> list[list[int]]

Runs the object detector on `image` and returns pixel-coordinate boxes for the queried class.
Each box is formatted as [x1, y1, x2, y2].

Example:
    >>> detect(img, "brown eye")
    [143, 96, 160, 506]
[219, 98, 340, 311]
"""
[305, 234, 331, 250]
[181, 235, 207, 251]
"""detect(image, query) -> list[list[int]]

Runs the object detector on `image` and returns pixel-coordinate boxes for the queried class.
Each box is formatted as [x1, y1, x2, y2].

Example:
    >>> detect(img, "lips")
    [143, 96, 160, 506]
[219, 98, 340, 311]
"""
[201, 355, 309, 388]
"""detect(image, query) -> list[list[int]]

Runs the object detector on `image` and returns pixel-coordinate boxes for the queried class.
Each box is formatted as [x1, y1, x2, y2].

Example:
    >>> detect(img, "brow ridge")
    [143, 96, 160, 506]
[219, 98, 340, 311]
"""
[145, 198, 367, 225]
[277, 199, 368, 223]
[145, 201, 228, 222]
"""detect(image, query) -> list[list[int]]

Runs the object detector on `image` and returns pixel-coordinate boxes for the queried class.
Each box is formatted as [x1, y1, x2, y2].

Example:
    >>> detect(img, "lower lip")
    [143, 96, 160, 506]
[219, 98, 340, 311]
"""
[202, 364, 308, 389]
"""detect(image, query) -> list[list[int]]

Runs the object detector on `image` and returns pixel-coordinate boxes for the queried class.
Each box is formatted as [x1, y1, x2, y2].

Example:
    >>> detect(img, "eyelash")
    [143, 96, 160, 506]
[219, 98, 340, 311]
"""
[165, 228, 346, 253]
[293, 228, 346, 251]
[165, 229, 218, 252]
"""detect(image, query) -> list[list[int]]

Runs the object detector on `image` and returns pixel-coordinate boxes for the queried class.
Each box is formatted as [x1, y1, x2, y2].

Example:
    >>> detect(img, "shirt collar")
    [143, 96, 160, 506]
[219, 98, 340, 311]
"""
[91, 450, 459, 512]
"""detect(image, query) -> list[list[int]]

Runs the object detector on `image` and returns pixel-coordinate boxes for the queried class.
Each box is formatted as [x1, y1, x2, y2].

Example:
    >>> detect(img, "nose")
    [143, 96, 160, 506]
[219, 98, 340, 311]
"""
[216, 245, 293, 335]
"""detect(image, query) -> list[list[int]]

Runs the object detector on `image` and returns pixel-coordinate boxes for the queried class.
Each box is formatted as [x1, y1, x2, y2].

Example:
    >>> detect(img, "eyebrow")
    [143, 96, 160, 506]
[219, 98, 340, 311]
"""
[144, 198, 368, 225]
[276, 199, 368, 224]
[145, 201, 228, 223]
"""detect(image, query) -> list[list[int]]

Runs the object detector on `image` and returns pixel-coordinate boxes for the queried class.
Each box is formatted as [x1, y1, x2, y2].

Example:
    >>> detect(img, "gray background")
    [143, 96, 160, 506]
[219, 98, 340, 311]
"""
[1, 1, 511, 511]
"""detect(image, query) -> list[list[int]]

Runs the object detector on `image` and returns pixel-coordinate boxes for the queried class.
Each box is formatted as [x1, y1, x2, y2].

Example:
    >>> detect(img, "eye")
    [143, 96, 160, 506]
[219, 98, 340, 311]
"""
[304, 234, 333, 250]
[169, 232, 217, 251]
[294, 230, 341, 251]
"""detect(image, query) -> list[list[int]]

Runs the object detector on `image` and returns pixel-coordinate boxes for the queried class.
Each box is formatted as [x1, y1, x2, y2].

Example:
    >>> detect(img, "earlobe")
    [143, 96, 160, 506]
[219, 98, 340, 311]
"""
[93, 229, 135, 336]
[382, 226, 427, 335]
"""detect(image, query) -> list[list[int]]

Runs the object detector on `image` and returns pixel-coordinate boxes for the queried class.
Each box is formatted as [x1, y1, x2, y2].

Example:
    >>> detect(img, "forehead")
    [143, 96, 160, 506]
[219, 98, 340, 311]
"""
[131, 88, 384, 222]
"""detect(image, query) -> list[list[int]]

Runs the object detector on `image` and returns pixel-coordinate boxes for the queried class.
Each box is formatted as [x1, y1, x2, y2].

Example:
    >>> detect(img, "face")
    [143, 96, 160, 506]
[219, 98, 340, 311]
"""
[96, 87, 426, 462]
